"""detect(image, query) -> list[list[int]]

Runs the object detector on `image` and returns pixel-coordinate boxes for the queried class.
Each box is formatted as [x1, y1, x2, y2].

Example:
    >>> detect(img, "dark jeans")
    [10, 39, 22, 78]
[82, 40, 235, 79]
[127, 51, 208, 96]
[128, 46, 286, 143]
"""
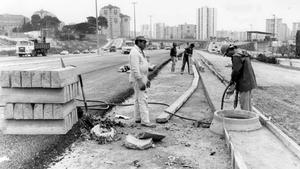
[181, 56, 190, 73]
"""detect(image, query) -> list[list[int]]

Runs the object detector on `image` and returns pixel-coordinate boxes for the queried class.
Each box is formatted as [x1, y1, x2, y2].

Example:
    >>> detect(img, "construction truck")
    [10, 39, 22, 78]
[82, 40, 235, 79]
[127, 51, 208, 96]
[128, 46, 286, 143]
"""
[16, 37, 50, 57]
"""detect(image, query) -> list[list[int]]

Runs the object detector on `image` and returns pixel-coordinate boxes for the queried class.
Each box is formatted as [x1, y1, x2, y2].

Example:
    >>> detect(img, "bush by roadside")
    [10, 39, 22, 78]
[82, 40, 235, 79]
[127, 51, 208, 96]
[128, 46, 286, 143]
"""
[0, 50, 16, 56]
[256, 53, 277, 64]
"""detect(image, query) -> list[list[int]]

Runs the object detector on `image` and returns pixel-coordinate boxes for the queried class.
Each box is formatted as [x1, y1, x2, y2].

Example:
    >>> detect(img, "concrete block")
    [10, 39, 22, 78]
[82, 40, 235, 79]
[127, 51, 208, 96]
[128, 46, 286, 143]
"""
[43, 104, 53, 119]
[33, 104, 44, 119]
[21, 71, 32, 87]
[53, 101, 76, 119]
[11, 71, 21, 88]
[3, 118, 69, 135]
[13, 103, 23, 119]
[41, 71, 51, 88]
[4, 103, 14, 119]
[31, 71, 42, 88]
[51, 67, 78, 88]
[0, 85, 77, 104]
[23, 103, 33, 119]
[124, 134, 153, 150]
[0, 71, 11, 87]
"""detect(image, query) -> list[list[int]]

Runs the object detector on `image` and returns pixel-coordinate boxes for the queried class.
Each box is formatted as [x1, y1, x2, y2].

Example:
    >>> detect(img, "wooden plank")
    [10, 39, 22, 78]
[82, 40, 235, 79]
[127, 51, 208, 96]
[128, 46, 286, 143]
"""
[11, 70, 21, 88]
[0, 71, 11, 87]
[0, 87, 73, 104]
[13, 103, 23, 119]
[4, 103, 14, 119]
[53, 101, 76, 119]
[33, 104, 44, 119]
[31, 71, 42, 88]
[41, 71, 51, 88]
[156, 65, 199, 123]
[51, 67, 78, 88]
[3, 118, 69, 135]
[43, 104, 53, 119]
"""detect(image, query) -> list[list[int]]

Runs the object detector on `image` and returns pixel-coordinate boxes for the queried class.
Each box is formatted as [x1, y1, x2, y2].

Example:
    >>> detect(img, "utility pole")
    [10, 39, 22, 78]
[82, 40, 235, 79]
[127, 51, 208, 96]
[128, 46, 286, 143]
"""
[273, 14, 276, 39]
[132, 2, 137, 38]
[149, 15, 152, 39]
[95, 0, 100, 56]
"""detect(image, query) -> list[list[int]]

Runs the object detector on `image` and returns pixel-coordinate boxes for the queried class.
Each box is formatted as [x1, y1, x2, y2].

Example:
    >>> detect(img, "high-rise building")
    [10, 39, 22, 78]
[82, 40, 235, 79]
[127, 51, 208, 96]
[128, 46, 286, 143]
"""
[280, 23, 290, 41]
[100, 4, 130, 39]
[196, 7, 217, 40]
[165, 26, 179, 39]
[266, 17, 282, 39]
[153, 23, 165, 39]
[178, 23, 196, 39]
[266, 17, 291, 41]
[292, 22, 300, 39]
[120, 14, 130, 38]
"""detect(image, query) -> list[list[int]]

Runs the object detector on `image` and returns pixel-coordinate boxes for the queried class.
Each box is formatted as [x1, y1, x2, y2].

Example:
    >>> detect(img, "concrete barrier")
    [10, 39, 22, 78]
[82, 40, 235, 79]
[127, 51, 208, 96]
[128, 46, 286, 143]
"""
[0, 66, 79, 134]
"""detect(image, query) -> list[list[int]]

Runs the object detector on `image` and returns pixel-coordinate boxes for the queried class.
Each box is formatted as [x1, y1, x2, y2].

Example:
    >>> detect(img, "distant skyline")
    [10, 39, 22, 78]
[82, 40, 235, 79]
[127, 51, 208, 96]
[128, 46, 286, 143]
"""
[1, 0, 300, 32]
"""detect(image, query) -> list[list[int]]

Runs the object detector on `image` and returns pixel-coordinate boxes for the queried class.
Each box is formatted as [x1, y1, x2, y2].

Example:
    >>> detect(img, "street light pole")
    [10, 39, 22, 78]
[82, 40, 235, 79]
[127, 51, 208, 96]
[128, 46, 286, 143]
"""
[273, 14, 276, 39]
[149, 15, 152, 38]
[95, 0, 100, 55]
[132, 2, 137, 38]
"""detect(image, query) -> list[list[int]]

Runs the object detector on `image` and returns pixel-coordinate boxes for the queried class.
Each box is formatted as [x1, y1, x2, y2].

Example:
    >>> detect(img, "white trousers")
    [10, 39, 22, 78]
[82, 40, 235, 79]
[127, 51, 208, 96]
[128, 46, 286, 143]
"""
[133, 82, 150, 123]
[239, 90, 252, 111]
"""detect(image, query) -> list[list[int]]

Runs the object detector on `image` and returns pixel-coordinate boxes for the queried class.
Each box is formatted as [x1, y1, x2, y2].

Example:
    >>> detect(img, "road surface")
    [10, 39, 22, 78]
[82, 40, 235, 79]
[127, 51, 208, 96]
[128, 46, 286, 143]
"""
[0, 50, 169, 169]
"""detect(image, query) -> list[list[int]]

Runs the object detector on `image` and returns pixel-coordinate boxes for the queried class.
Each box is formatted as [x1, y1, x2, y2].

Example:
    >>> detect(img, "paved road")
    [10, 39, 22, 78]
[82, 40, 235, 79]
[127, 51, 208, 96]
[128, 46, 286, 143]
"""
[197, 50, 300, 86]
[0, 50, 169, 169]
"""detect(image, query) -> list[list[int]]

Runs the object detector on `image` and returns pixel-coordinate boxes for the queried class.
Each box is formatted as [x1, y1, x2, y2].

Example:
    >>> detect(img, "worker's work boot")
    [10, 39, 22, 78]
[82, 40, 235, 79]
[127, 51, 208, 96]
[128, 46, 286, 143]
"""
[141, 122, 156, 128]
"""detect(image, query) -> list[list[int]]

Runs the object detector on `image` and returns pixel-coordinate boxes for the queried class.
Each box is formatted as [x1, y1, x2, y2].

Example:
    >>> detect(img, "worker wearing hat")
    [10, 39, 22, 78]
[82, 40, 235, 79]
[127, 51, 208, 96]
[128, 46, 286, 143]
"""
[224, 45, 257, 111]
[128, 36, 156, 128]
[170, 42, 177, 72]
[181, 43, 195, 74]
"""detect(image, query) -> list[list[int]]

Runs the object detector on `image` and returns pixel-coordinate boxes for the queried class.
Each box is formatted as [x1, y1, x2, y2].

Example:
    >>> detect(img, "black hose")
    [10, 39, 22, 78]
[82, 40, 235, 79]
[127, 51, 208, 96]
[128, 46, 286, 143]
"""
[221, 84, 231, 110]
[75, 99, 208, 123]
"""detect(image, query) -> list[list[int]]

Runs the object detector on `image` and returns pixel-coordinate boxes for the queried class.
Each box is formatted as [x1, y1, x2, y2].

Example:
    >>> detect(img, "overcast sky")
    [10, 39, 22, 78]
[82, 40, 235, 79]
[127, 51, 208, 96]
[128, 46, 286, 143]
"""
[1, 0, 300, 32]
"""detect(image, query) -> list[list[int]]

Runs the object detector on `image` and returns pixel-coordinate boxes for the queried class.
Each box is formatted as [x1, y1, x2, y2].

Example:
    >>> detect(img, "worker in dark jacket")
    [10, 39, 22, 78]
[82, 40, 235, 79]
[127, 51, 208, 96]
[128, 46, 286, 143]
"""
[181, 43, 194, 74]
[224, 45, 257, 111]
[170, 43, 177, 72]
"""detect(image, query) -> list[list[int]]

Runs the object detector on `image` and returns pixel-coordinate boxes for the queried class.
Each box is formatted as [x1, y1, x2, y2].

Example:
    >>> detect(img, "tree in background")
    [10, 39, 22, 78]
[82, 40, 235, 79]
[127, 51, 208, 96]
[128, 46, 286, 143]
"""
[86, 16, 108, 32]
[277, 45, 289, 57]
[31, 14, 41, 30]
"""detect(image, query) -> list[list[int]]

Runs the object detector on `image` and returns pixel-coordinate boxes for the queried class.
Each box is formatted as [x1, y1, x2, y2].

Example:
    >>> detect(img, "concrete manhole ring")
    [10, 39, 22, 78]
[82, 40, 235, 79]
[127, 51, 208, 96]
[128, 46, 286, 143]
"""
[210, 109, 262, 135]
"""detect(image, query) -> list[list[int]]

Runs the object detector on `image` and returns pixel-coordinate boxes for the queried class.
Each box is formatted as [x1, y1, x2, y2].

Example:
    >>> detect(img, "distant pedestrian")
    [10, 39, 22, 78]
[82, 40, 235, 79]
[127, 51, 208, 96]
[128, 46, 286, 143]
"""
[170, 43, 177, 72]
[128, 36, 156, 128]
[181, 43, 195, 74]
[224, 45, 257, 111]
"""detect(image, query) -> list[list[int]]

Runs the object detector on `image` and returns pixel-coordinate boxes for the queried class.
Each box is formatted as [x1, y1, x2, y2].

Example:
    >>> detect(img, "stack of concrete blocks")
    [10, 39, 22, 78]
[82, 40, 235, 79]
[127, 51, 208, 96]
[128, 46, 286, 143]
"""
[0, 66, 79, 134]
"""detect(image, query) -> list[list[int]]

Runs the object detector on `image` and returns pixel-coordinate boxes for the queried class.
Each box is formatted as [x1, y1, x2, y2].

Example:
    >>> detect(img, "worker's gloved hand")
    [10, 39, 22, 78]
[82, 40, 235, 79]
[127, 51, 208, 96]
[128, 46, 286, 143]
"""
[137, 79, 146, 91]
[146, 80, 151, 88]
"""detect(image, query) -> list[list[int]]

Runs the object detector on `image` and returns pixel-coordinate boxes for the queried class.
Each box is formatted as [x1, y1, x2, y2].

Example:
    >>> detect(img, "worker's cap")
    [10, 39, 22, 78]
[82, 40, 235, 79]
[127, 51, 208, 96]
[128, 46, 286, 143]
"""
[190, 43, 195, 48]
[224, 44, 237, 56]
[135, 36, 147, 42]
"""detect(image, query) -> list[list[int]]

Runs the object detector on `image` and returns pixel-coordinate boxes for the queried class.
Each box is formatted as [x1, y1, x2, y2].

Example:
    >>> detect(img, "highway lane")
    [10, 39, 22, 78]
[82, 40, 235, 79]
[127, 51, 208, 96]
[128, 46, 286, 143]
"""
[0, 50, 170, 169]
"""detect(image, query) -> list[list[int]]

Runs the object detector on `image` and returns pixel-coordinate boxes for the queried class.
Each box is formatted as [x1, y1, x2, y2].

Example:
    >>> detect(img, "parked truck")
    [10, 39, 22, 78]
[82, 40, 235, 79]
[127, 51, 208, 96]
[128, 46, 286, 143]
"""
[16, 37, 50, 57]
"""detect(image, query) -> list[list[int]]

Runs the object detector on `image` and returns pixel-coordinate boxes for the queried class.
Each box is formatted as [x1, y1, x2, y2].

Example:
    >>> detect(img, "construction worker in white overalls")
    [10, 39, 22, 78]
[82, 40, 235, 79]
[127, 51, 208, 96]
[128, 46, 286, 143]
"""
[129, 36, 156, 128]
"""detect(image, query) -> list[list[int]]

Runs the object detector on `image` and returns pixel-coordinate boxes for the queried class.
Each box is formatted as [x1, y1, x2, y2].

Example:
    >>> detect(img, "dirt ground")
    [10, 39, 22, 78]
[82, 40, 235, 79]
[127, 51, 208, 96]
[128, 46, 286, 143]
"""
[48, 60, 231, 169]
[197, 50, 300, 144]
